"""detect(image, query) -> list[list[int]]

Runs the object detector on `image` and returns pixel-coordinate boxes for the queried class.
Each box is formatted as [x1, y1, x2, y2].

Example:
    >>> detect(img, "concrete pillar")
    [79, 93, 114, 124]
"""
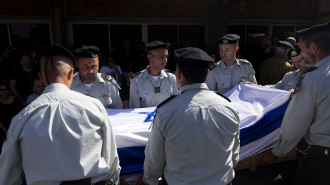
[207, 0, 229, 52]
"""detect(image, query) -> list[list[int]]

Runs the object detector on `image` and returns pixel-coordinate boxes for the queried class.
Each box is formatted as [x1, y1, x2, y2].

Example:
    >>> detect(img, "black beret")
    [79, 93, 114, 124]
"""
[288, 44, 301, 58]
[277, 41, 294, 49]
[217, 34, 240, 45]
[174, 47, 214, 69]
[36, 45, 77, 67]
[73, 45, 100, 58]
[145, 41, 170, 52]
[297, 22, 330, 37]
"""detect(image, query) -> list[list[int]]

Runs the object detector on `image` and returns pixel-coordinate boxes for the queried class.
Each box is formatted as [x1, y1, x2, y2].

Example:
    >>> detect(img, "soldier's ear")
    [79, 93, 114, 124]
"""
[310, 43, 317, 53]
[67, 67, 74, 81]
[206, 69, 210, 79]
[235, 46, 239, 52]
[38, 71, 46, 85]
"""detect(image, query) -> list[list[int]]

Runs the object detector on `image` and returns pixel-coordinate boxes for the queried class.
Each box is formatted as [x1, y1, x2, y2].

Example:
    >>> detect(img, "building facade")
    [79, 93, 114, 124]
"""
[0, 0, 329, 59]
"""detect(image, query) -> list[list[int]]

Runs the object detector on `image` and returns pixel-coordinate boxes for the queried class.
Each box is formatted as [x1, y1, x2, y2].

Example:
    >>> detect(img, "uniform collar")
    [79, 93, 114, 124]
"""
[72, 72, 104, 87]
[44, 83, 69, 93]
[179, 83, 208, 94]
[315, 55, 330, 68]
[143, 66, 169, 79]
[219, 59, 240, 71]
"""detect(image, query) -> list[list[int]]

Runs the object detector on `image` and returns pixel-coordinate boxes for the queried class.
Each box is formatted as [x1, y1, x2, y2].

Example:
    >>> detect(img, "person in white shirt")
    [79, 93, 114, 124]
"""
[100, 54, 123, 88]
[0, 45, 120, 185]
[140, 47, 240, 185]
[71, 45, 123, 109]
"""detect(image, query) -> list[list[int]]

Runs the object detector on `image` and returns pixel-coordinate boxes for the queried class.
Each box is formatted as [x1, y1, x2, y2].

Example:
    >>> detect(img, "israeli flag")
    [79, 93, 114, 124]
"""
[107, 82, 291, 174]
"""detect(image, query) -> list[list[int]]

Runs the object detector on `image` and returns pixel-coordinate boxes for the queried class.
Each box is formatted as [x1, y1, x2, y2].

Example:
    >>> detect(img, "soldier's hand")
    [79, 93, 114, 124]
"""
[289, 89, 295, 98]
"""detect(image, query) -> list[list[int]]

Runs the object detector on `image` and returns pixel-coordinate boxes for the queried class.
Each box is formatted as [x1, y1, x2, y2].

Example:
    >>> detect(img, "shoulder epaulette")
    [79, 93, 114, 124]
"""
[101, 73, 121, 90]
[215, 92, 231, 102]
[239, 59, 255, 73]
[157, 95, 177, 109]
[131, 71, 142, 79]
[164, 69, 175, 74]
[238, 59, 251, 64]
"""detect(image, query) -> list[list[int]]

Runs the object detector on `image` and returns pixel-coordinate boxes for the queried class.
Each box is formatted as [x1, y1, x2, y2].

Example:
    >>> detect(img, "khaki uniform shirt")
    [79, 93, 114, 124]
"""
[143, 83, 240, 185]
[272, 56, 330, 157]
[259, 56, 293, 85]
[0, 83, 120, 185]
[71, 73, 123, 109]
[129, 68, 178, 108]
[206, 59, 257, 94]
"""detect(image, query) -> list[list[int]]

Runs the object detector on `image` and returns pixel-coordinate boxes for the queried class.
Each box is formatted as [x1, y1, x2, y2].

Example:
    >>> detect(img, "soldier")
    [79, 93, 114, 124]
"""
[263, 22, 330, 185]
[206, 34, 257, 94]
[0, 45, 120, 184]
[258, 40, 294, 85]
[140, 47, 240, 185]
[270, 44, 313, 91]
[129, 41, 178, 108]
[71, 45, 123, 109]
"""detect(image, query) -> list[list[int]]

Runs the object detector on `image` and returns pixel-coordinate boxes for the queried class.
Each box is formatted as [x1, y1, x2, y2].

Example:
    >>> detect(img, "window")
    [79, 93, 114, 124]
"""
[72, 24, 110, 54]
[178, 25, 205, 49]
[0, 24, 10, 55]
[272, 25, 295, 40]
[109, 25, 142, 53]
[9, 24, 51, 51]
[148, 25, 178, 48]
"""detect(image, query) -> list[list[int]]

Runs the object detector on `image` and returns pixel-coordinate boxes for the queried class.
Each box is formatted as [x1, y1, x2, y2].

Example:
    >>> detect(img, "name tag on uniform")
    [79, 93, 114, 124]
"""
[154, 87, 160, 93]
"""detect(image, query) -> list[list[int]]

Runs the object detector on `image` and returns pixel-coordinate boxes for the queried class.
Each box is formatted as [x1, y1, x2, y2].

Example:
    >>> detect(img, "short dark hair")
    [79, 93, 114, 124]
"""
[298, 32, 330, 53]
[297, 23, 330, 53]
[177, 64, 208, 84]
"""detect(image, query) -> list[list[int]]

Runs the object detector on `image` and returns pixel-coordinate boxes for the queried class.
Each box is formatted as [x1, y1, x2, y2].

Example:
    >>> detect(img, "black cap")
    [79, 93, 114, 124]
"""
[297, 22, 330, 37]
[145, 41, 170, 52]
[277, 41, 294, 49]
[288, 44, 301, 59]
[36, 45, 77, 67]
[73, 45, 100, 58]
[174, 47, 215, 69]
[218, 34, 240, 45]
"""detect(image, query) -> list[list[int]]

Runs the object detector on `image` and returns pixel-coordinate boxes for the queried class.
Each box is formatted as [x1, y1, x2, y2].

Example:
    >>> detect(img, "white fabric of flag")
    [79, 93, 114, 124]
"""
[107, 82, 291, 174]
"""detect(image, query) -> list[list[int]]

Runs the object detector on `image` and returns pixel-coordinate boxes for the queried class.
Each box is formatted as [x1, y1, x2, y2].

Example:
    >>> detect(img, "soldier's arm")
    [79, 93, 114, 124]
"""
[129, 78, 141, 108]
[112, 86, 123, 109]
[0, 125, 23, 185]
[206, 70, 217, 91]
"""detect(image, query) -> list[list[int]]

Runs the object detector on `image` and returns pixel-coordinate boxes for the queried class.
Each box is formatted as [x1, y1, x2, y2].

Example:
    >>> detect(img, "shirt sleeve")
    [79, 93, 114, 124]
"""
[248, 67, 258, 85]
[206, 70, 217, 91]
[129, 78, 140, 108]
[143, 114, 166, 185]
[232, 125, 240, 167]
[274, 73, 289, 90]
[0, 124, 24, 185]
[272, 76, 316, 157]
[112, 86, 123, 109]
[100, 106, 121, 184]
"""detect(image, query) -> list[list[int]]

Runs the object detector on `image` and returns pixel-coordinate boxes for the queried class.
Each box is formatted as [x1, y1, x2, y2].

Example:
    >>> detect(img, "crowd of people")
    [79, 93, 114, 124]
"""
[0, 21, 329, 185]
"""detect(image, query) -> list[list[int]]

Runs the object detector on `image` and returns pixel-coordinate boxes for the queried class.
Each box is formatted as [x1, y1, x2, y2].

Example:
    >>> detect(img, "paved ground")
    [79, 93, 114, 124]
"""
[233, 160, 297, 185]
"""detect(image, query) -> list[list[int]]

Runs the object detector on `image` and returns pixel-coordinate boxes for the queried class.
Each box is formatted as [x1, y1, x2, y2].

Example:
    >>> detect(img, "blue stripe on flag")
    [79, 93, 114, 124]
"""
[117, 146, 146, 174]
[240, 100, 290, 146]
